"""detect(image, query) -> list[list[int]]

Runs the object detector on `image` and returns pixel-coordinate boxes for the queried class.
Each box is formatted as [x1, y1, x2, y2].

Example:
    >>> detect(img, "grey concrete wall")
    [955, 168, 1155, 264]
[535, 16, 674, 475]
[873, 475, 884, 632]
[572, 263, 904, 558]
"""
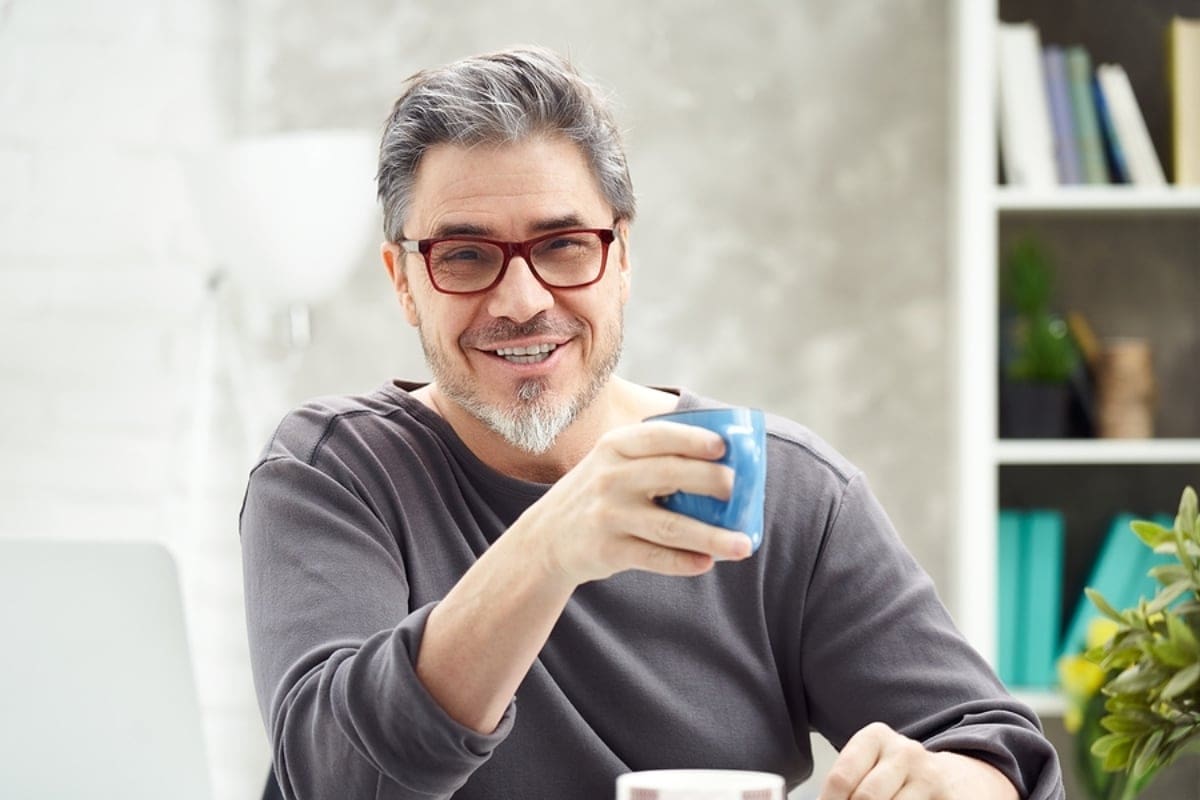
[240, 0, 956, 598]
[0, 1, 954, 797]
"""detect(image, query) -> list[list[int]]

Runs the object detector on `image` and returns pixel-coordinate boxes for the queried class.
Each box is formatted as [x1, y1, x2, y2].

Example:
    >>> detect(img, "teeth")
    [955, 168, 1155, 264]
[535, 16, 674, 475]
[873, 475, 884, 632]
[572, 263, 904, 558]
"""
[495, 343, 558, 357]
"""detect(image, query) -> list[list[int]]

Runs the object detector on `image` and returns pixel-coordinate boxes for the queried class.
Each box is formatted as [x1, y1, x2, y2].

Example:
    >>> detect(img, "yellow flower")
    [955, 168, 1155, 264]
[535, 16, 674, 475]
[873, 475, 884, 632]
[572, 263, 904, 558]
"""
[1086, 617, 1119, 650]
[1057, 619, 1119, 735]
[1059, 654, 1106, 698]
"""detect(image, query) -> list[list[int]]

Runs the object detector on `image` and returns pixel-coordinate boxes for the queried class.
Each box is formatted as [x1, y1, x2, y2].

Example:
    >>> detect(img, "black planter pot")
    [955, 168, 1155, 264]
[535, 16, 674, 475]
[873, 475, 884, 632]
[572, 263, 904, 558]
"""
[999, 380, 1072, 438]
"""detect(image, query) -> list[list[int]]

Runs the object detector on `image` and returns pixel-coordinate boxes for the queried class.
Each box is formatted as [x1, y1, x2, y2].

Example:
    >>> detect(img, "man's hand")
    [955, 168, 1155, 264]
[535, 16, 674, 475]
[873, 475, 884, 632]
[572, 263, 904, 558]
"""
[518, 420, 753, 586]
[820, 722, 1018, 800]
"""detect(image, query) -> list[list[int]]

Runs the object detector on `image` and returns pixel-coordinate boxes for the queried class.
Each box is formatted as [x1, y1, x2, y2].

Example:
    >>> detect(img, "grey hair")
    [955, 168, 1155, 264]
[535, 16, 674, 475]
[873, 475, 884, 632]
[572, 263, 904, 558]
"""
[376, 46, 636, 242]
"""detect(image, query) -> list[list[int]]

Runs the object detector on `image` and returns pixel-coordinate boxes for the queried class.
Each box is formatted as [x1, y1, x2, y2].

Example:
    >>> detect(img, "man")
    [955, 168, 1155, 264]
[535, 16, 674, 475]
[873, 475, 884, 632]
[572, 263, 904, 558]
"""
[240, 46, 1063, 799]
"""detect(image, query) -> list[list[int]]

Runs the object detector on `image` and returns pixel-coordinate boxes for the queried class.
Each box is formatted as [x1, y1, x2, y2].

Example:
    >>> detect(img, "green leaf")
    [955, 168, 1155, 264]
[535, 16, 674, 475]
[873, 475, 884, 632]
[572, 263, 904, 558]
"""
[1151, 641, 1193, 669]
[1099, 734, 1135, 771]
[1180, 487, 1198, 538]
[1101, 712, 1154, 735]
[1132, 728, 1165, 780]
[1166, 612, 1200, 656]
[1107, 664, 1169, 695]
[1092, 731, 1129, 758]
[1173, 527, 1197, 573]
[1149, 563, 1191, 586]
[1132, 519, 1175, 549]
[1088, 588, 1131, 625]
[1160, 663, 1200, 701]
[1148, 581, 1194, 615]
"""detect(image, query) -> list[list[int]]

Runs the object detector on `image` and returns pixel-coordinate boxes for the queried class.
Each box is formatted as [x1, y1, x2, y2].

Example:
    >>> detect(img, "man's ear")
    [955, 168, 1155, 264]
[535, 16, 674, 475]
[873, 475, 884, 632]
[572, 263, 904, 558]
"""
[382, 242, 420, 327]
[615, 220, 632, 302]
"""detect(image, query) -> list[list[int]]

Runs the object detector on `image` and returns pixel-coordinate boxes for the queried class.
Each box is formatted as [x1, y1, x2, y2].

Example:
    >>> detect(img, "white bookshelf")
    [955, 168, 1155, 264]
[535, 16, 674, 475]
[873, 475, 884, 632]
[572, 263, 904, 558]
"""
[997, 187, 1200, 213]
[951, 0, 1200, 718]
[996, 439, 1200, 465]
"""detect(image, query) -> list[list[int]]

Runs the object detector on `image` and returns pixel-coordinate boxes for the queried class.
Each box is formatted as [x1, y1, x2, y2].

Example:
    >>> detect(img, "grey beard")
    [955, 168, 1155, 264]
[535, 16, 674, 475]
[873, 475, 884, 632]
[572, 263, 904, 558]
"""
[452, 379, 579, 455]
[414, 311, 623, 456]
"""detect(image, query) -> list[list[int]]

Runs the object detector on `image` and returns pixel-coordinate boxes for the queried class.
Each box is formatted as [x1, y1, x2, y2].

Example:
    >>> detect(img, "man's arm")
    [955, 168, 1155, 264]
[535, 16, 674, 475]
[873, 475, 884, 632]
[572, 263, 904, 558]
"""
[820, 723, 1018, 800]
[794, 471, 1064, 799]
[242, 416, 753, 798]
[414, 420, 753, 733]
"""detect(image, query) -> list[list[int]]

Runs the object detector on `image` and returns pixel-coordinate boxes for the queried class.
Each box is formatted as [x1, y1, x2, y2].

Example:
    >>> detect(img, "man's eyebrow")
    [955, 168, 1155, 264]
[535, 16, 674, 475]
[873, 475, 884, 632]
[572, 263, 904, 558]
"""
[431, 221, 493, 238]
[431, 214, 592, 240]
[527, 214, 588, 233]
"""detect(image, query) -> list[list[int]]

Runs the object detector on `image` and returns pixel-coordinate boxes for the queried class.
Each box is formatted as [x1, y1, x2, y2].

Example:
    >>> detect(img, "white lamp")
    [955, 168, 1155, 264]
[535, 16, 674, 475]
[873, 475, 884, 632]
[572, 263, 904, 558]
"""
[184, 129, 381, 470]
[188, 129, 380, 308]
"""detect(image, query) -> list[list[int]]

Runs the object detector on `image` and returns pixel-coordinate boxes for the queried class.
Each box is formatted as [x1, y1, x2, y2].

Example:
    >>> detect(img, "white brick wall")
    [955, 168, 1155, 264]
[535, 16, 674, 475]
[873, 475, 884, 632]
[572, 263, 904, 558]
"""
[0, 2, 269, 798]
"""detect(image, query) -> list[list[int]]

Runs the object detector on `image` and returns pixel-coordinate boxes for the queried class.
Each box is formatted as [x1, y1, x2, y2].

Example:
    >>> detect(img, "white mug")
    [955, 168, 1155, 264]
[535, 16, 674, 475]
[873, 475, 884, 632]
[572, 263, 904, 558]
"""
[616, 769, 785, 800]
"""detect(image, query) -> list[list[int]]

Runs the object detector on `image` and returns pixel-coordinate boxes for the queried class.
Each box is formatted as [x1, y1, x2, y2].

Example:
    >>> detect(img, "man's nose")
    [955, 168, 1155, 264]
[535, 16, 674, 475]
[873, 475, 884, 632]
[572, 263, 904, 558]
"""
[485, 256, 555, 322]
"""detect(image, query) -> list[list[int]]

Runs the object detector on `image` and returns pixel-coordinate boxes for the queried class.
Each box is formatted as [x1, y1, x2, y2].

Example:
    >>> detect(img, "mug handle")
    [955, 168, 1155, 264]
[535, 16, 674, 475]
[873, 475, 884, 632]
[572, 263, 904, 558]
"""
[722, 424, 760, 525]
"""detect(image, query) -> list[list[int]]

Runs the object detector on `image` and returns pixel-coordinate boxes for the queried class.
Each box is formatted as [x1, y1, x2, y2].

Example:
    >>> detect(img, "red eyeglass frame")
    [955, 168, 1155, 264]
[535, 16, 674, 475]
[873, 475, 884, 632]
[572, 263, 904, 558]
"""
[398, 227, 617, 295]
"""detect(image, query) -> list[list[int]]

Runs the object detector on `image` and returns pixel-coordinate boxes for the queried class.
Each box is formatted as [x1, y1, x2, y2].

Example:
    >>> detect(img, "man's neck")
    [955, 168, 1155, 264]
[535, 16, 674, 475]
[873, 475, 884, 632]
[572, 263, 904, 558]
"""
[413, 379, 680, 483]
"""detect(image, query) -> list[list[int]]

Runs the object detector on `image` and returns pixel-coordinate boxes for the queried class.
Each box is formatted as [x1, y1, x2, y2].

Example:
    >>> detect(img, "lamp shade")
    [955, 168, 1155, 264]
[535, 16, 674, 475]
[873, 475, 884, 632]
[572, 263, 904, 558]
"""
[188, 130, 380, 306]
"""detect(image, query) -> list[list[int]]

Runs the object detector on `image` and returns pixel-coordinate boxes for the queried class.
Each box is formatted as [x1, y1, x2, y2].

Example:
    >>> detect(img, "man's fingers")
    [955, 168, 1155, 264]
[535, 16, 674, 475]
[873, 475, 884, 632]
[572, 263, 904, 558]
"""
[633, 455, 735, 502]
[619, 536, 716, 576]
[637, 507, 751, 560]
[820, 722, 891, 800]
[604, 420, 726, 461]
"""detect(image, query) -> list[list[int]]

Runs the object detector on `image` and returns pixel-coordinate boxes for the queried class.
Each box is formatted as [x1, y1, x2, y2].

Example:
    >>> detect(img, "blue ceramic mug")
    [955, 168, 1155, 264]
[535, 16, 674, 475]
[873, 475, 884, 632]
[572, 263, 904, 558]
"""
[646, 407, 768, 553]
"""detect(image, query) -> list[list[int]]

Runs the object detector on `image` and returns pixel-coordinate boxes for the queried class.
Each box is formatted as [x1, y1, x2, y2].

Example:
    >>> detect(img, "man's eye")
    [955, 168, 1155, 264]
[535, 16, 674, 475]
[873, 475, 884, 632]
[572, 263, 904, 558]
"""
[545, 236, 583, 250]
[441, 246, 485, 261]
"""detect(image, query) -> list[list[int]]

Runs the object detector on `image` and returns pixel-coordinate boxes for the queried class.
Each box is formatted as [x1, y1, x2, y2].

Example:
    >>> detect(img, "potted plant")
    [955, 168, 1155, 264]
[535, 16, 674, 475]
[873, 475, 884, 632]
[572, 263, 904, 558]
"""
[1082, 486, 1200, 799]
[998, 236, 1081, 438]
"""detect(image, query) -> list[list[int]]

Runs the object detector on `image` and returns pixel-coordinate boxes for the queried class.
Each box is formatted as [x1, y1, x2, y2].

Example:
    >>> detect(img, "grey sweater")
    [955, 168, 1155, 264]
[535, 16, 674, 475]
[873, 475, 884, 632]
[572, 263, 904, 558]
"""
[240, 382, 1064, 799]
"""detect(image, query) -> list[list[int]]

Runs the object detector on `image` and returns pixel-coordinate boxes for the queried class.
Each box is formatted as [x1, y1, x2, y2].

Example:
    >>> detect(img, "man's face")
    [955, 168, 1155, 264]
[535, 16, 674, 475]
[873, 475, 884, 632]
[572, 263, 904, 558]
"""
[383, 135, 631, 454]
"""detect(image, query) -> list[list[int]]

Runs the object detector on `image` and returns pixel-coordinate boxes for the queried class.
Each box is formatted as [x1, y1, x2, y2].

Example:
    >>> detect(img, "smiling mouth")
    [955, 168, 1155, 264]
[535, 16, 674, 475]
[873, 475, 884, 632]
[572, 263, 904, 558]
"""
[493, 342, 560, 364]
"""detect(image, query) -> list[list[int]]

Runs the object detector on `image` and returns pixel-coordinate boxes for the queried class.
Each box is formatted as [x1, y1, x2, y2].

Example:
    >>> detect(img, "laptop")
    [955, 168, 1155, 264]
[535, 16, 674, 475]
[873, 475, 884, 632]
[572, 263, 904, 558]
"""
[0, 538, 213, 799]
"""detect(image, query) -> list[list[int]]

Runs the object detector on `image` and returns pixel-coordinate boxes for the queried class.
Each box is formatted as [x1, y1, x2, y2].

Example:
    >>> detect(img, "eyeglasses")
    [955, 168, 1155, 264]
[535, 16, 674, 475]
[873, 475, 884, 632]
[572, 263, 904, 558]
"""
[398, 227, 617, 295]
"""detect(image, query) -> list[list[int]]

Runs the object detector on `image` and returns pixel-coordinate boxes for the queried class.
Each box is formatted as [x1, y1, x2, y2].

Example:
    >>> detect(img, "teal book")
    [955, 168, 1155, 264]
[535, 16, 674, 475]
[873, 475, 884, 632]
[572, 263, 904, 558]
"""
[1066, 46, 1111, 183]
[1059, 514, 1145, 662]
[997, 511, 1026, 686]
[1022, 511, 1065, 687]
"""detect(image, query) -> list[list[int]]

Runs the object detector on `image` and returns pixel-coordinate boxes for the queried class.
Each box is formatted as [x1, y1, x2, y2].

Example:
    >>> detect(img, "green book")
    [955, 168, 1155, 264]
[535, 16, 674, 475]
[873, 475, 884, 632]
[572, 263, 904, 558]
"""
[1022, 511, 1065, 688]
[997, 511, 1025, 686]
[1066, 46, 1111, 183]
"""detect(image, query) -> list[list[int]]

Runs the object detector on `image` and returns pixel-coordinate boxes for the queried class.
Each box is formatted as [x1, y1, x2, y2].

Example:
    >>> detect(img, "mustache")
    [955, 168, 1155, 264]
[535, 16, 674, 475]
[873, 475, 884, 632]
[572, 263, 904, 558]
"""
[460, 314, 584, 349]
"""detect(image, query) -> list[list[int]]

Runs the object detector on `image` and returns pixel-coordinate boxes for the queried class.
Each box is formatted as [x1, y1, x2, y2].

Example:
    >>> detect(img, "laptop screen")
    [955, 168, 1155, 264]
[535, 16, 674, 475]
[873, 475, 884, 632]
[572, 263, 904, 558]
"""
[0, 538, 212, 799]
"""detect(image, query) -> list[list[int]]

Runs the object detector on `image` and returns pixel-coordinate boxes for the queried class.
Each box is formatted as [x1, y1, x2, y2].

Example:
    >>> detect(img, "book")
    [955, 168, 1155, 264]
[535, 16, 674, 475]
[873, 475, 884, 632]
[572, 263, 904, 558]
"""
[997, 22, 1059, 187]
[1093, 77, 1131, 183]
[1096, 64, 1167, 186]
[1022, 510, 1065, 688]
[997, 511, 1025, 686]
[1043, 46, 1083, 184]
[1168, 17, 1200, 184]
[1065, 46, 1110, 184]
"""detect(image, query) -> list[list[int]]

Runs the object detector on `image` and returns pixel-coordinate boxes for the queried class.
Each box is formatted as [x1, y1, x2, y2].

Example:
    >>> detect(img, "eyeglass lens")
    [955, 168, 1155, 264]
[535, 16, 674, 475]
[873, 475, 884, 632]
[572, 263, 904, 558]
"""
[429, 231, 606, 292]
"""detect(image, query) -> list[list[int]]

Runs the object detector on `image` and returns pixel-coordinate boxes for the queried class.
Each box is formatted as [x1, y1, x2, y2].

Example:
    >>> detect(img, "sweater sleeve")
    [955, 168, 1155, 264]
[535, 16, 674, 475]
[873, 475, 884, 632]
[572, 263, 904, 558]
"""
[240, 455, 514, 800]
[798, 472, 1064, 800]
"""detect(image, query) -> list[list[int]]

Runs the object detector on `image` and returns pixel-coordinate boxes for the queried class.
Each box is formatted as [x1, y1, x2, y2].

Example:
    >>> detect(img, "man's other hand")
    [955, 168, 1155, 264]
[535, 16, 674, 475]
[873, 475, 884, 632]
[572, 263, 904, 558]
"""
[820, 722, 1019, 800]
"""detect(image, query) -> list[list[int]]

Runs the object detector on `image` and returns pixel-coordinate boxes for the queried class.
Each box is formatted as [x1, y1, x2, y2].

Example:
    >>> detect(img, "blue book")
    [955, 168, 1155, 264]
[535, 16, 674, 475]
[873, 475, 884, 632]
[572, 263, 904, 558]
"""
[997, 511, 1025, 686]
[1059, 514, 1148, 662]
[1065, 46, 1111, 183]
[1093, 76, 1131, 183]
[1022, 511, 1065, 687]
[1042, 46, 1083, 184]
